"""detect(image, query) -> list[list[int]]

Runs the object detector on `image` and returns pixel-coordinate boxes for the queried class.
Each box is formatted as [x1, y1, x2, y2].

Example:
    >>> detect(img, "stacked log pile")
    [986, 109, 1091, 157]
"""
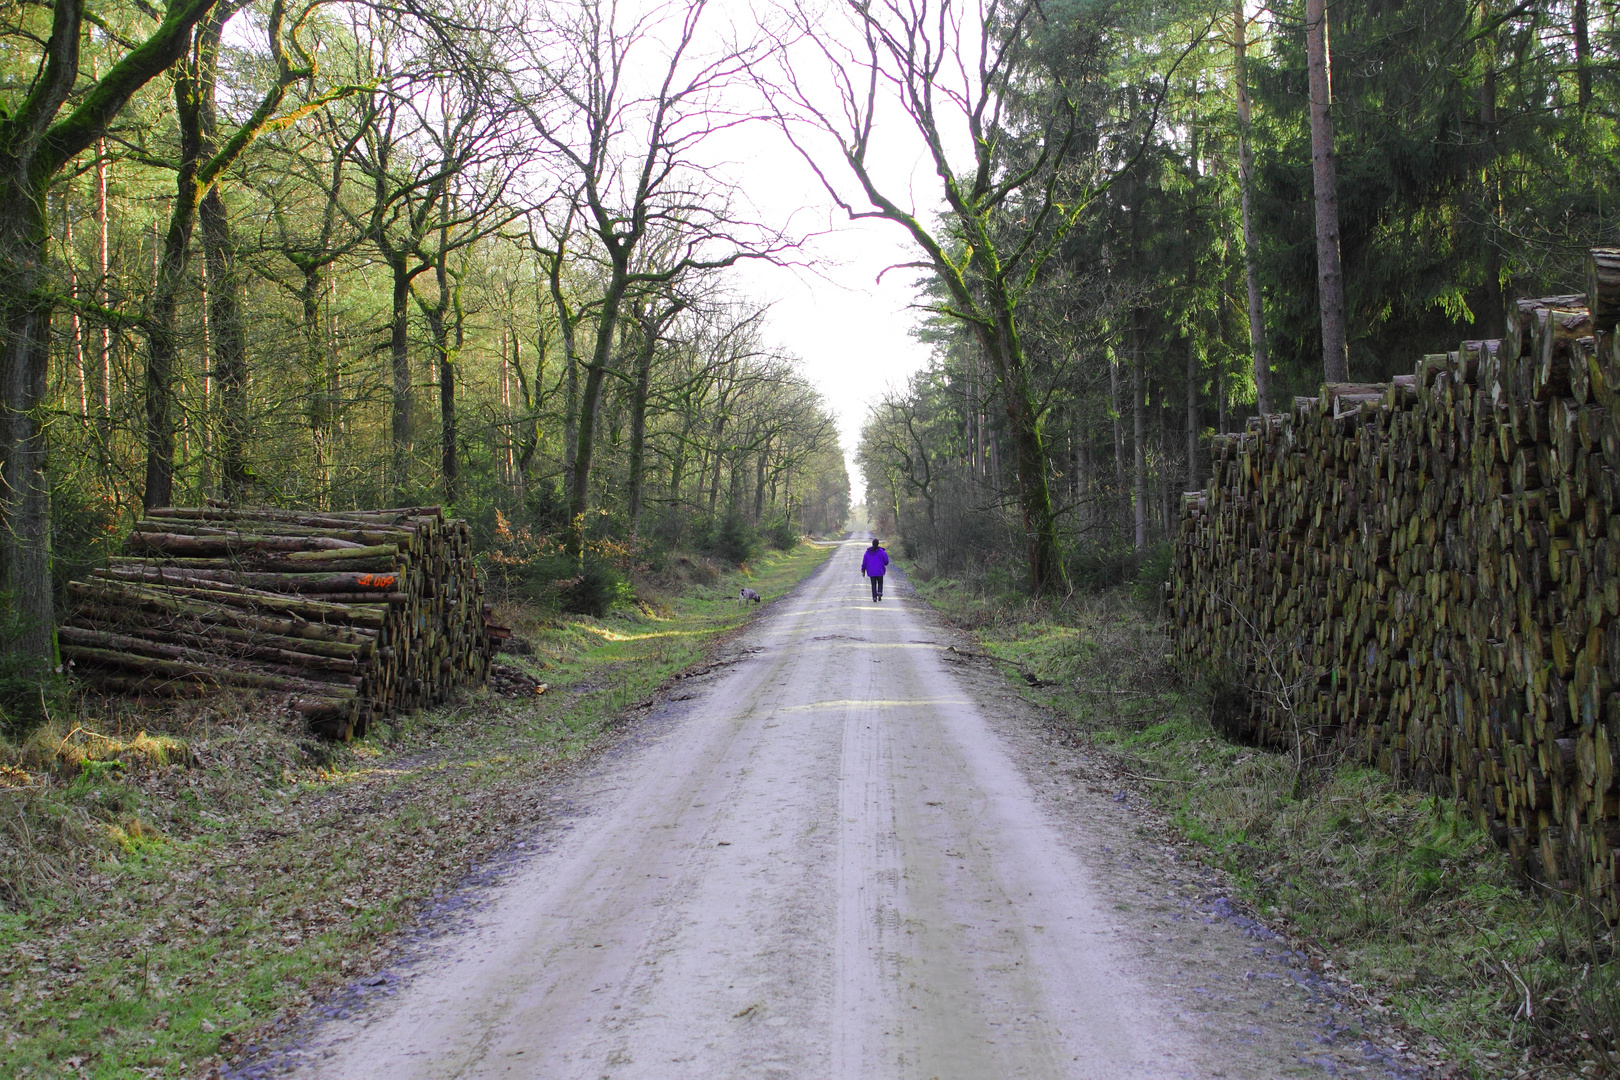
[62, 506, 506, 740]
[1171, 250, 1620, 915]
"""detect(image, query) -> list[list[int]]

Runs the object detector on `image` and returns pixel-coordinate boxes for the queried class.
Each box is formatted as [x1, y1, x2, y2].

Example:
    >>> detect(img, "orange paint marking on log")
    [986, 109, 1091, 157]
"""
[358, 574, 397, 589]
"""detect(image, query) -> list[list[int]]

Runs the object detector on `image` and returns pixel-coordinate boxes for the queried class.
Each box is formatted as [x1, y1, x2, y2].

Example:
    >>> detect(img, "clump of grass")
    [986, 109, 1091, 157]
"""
[0, 783, 96, 908]
[20, 720, 194, 776]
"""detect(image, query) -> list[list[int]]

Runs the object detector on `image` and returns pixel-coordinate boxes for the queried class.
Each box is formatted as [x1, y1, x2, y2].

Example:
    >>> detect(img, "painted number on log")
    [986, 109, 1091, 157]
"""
[359, 574, 397, 589]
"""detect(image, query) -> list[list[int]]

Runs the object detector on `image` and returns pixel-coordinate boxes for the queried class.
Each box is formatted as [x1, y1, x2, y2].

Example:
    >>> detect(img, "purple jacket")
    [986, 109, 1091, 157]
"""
[861, 547, 889, 577]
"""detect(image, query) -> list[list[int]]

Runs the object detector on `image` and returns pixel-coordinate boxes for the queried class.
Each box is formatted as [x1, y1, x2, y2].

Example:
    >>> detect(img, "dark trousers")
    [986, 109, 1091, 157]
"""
[869, 574, 884, 601]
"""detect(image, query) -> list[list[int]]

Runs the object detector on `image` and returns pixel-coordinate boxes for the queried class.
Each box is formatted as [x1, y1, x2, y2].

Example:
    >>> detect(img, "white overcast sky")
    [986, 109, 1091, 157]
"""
[695, 0, 966, 507]
[719, 156, 936, 509]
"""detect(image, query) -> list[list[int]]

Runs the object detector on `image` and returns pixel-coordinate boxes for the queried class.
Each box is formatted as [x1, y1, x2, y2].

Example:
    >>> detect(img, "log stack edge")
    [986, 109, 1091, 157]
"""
[1170, 249, 1620, 915]
[62, 505, 508, 741]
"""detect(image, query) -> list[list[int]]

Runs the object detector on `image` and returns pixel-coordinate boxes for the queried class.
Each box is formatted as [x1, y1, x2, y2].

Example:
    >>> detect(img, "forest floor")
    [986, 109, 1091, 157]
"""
[905, 565, 1620, 1080]
[0, 540, 834, 1080]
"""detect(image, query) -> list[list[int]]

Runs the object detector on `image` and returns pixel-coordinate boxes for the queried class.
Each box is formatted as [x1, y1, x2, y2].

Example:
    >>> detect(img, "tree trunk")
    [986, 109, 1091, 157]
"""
[62, 198, 87, 418]
[1306, 0, 1348, 384]
[970, 299, 1066, 594]
[1186, 330, 1199, 493]
[707, 411, 726, 516]
[513, 300, 546, 489]
[545, 251, 579, 501]
[145, 181, 199, 511]
[1110, 351, 1125, 532]
[299, 263, 332, 508]
[753, 442, 768, 523]
[1234, 0, 1271, 413]
[0, 0, 218, 667]
[1478, 32, 1504, 339]
[1575, 0, 1591, 110]
[145, 42, 213, 510]
[96, 138, 112, 463]
[0, 186, 57, 661]
[431, 304, 456, 503]
[566, 258, 638, 555]
[388, 254, 412, 492]
[199, 187, 248, 502]
[1132, 322, 1147, 553]
[727, 445, 745, 515]
[1158, 395, 1170, 537]
[422, 240, 458, 505]
[626, 310, 658, 538]
[668, 411, 691, 534]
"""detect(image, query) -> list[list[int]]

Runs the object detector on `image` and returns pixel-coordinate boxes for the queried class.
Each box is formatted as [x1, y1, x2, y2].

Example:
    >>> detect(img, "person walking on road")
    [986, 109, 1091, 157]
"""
[861, 537, 890, 602]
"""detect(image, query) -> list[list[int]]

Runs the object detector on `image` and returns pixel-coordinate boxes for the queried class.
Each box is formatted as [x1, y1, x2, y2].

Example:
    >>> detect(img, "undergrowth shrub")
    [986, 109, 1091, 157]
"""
[484, 511, 638, 615]
[705, 513, 760, 566]
[1066, 542, 1137, 592]
[1130, 541, 1172, 611]
[50, 481, 123, 603]
[765, 515, 799, 551]
[557, 560, 629, 617]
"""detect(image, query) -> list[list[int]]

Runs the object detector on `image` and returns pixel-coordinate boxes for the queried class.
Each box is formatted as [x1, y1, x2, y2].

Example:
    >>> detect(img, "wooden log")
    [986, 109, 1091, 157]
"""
[1168, 299, 1620, 912]
[127, 531, 370, 554]
[68, 505, 494, 741]
[1588, 249, 1620, 331]
[97, 564, 405, 594]
[59, 626, 364, 686]
[66, 600, 372, 660]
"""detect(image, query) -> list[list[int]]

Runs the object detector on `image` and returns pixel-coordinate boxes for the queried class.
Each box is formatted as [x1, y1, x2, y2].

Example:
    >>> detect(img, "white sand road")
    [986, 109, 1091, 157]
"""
[278, 539, 1439, 1080]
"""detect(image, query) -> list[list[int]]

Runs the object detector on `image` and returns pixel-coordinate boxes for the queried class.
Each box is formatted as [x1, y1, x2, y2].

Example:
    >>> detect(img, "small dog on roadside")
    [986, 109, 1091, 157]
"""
[738, 587, 762, 604]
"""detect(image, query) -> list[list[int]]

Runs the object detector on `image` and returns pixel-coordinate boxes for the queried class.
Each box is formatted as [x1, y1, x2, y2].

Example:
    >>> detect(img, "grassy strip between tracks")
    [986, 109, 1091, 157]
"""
[905, 565, 1620, 1080]
[0, 540, 833, 1080]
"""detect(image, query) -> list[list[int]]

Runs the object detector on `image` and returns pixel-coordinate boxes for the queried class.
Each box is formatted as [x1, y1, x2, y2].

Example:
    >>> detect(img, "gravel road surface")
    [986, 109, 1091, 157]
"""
[285, 539, 1438, 1080]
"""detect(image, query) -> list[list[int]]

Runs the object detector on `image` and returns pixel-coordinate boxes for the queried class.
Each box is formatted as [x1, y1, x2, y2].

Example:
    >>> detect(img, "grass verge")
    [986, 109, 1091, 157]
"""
[907, 568, 1619, 1080]
[0, 541, 832, 1079]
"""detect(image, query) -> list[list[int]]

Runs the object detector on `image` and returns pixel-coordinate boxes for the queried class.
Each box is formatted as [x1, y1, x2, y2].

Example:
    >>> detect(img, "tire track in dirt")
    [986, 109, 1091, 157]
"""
[254, 538, 1444, 1080]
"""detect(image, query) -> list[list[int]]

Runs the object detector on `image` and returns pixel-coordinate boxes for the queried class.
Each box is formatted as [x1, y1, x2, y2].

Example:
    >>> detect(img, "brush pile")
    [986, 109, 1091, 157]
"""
[1171, 248, 1620, 916]
[61, 506, 507, 740]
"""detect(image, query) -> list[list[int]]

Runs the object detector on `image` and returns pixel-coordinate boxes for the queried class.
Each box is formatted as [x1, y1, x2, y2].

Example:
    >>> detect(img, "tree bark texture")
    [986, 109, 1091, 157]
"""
[1132, 323, 1147, 553]
[200, 187, 248, 502]
[145, 51, 209, 511]
[626, 299, 683, 537]
[389, 255, 412, 490]
[0, 190, 56, 661]
[1186, 330, 1199, 493]
[968, 288, 1066, 595]
[1478, 32, 1504, 339]
[1575, 0, 1592, 109]
[626, 322, 656, 535]
[1234, 0, 1271, 414]
[568, 272, 628, 549]
[1306, 0, 1349, 384]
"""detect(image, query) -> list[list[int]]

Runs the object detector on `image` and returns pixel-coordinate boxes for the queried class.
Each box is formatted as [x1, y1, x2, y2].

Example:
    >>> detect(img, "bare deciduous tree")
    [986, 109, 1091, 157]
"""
[762, 0, 1204, 594]
[517, 0, 788, 554]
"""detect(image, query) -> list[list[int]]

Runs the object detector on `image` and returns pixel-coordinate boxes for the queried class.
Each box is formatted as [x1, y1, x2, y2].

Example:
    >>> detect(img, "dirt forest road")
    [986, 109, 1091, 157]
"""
[285, 539, 1437, 1080]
